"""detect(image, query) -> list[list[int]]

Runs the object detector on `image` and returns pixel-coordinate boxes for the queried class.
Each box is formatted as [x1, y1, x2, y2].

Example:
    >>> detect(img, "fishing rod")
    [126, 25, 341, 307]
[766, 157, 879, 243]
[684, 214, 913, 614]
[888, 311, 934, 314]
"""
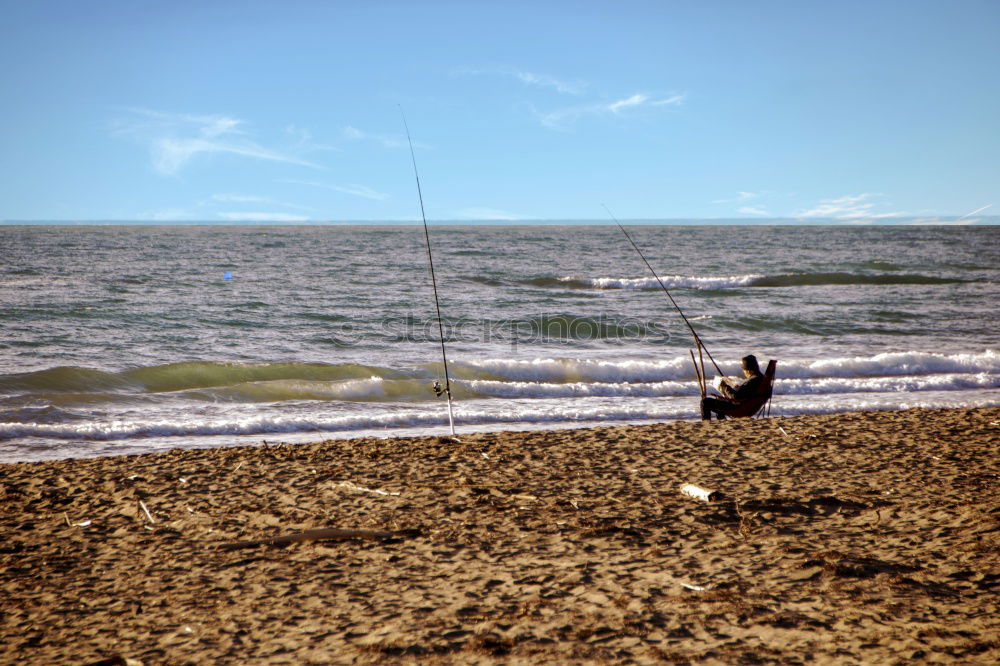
[603, 204, 724, 377]
[400, 107, 456, 437]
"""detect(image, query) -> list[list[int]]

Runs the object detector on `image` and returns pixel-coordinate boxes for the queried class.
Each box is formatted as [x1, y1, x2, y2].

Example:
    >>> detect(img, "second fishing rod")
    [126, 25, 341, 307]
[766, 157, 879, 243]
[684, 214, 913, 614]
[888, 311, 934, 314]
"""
[603, 204, 724, 380]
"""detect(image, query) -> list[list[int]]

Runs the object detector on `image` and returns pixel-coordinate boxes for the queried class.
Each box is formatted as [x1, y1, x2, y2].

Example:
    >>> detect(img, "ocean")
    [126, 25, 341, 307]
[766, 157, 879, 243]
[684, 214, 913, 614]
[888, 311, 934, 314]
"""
[1, 223, 998, 463]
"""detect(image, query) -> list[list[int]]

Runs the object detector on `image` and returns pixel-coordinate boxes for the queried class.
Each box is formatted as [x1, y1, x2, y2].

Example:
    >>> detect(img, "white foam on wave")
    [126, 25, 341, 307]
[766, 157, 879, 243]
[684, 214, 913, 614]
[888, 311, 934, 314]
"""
[456, 350, 1000, 385]
[0, 400, 691, 442]
[778, 350, 1000, 379]
[776, 372, 1000, 395]
[461, 372, 1000, 400]
[215, 376, 388, 401]
[462, 378, 697, 399]
[454, 356, 692, 383]
[5, 380, 1000, 446]
[563, 275, 761, 290]
[6, 384, 1000, 445]
[766, 390, 1000, 417]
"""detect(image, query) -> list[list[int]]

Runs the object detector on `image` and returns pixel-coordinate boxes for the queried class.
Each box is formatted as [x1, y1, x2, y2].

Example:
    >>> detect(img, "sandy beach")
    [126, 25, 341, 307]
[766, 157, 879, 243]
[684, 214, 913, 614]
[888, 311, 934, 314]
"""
[2, 407, 998, 664]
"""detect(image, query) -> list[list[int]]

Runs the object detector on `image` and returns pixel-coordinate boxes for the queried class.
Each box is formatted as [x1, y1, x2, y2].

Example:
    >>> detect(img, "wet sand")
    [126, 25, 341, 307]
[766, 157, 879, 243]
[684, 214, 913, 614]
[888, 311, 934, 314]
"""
[2, 407, 999, 664]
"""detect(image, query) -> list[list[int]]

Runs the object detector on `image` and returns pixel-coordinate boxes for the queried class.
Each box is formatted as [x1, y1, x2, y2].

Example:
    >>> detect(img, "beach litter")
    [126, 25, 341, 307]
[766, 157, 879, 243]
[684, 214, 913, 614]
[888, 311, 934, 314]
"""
[680, 483, 723, 502]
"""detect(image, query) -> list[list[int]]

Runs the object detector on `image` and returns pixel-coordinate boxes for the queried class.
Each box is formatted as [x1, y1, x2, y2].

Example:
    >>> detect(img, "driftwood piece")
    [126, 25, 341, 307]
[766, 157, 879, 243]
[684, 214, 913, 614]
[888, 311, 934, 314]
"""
[680, 484, 723, 502]
[219, 527, 400, 551]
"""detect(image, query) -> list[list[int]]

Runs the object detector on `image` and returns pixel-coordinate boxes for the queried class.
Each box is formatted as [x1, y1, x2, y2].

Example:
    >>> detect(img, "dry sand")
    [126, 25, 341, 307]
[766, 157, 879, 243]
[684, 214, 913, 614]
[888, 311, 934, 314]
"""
[2, 407, 998, 664]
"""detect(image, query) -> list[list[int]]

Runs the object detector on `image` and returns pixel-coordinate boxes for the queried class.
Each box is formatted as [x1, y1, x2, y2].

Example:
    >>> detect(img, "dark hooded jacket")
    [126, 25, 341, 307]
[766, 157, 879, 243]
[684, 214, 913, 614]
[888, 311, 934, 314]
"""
[718, 355, 764, 402]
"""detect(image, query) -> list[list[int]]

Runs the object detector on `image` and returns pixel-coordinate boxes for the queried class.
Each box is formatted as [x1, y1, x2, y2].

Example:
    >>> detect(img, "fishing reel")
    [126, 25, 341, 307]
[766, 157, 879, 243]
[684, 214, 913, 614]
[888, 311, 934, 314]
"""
[431, 380, 450, 398]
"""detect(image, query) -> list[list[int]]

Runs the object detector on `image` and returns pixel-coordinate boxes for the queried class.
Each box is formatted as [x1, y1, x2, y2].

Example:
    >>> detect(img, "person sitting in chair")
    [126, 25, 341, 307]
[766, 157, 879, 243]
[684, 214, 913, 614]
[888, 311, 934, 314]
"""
[701, 354, 765, 421]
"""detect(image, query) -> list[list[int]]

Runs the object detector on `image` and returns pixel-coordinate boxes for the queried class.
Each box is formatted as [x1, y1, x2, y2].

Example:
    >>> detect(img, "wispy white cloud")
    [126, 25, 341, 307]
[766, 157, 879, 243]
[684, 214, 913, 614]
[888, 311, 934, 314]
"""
[609, 94, 648, 114]
[453, 66, 684, 130]
[455, 66, 587, 95]
[454, 207, 527, 221]
[714, 191, 916, 221]
[512, 70, 587, 95]
[113, 108, 324, 175]
[797, 193, 872, 218]
[533, 92, 686, 130]
[284, 124, 339, 153]
[900, 205, 993, 225]
[713, 191, 763, 204]
[342, 126, 365, 141]
[150, 137, 320, 175]
[217, 212, 310, 223]
[331, 184, 390, 200]
[713, 191, 778, 216]
[340, 125, 421, 150]
[281, 179, 389, 201]
[113, 109, 247, 138]
[530, 104, 589, 130]
[651, 94, 687, 107]
[144, 207, 193, 221]
[210, 193, 314, 211]
[212, 193, 270, 204]
[796, 193, 903, 220]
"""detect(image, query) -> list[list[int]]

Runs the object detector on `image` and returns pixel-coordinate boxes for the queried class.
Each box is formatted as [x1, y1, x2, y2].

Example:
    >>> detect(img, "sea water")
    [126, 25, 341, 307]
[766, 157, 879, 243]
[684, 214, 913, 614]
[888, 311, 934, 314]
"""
[1, 224, 997, 462]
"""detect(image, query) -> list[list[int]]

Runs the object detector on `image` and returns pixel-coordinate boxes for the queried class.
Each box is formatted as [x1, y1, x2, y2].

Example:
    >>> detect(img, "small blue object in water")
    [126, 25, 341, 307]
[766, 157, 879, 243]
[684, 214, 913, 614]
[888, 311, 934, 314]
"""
[223, 272, 233, 280]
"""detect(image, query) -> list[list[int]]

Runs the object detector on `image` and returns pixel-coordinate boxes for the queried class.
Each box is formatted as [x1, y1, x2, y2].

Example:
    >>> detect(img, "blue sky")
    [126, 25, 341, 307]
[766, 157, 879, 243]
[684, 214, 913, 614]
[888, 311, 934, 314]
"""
[1, 0, 998, 223]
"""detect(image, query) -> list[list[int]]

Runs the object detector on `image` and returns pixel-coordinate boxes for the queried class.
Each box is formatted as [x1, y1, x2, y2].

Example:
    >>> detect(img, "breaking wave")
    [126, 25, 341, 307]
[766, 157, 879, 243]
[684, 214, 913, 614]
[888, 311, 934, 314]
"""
[0, 361, 395, 395]
[454, 350, 1000, 384]
[526, 272, 977, 291]
[3, 352, 996, 406]
[527, 275, 760, 290]
[2, 350, 997, 451]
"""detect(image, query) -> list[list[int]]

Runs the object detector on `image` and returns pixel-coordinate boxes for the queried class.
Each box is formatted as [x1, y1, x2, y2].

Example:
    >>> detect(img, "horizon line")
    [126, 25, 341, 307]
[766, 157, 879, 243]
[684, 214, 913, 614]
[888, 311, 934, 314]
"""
[2, 215, 998, 227]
